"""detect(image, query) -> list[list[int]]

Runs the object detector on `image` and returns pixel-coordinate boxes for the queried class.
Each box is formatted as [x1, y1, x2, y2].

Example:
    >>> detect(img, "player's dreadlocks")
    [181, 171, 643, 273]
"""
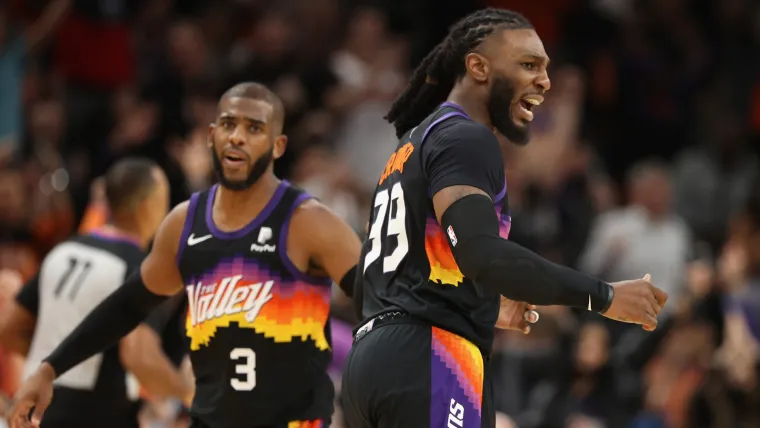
[385, 8, 533, 137]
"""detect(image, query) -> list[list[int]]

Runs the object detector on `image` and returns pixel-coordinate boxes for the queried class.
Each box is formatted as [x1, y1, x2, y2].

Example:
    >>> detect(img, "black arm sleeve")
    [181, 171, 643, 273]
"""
[15, 274, 40, 316]
[142, 292, 185, 334]
[422, 120, 505, 199]
[43, 270, 168, 377]
[423, 119, 612, 311]
[338, 264, 357, 298]
[441, 194, 613, 312]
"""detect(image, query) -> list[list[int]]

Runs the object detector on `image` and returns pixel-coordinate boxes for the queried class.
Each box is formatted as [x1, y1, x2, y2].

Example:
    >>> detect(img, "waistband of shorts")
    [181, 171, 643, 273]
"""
[353, 311, 430, 343]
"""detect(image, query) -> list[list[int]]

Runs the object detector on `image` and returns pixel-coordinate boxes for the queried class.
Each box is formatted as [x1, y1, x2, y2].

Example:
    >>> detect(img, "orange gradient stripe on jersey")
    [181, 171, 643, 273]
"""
[424, 215, 463, 286]
[431, 327, 484, 415]
[378, 142, 414, 185]
[185, 275, 331, 351]
[288, 420, 325, 428]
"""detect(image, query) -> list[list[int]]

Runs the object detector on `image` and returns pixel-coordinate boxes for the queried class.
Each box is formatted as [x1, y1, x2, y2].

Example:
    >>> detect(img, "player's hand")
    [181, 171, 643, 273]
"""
[7, 363, 55, 428]
[601, 274, 668, 331]
[495, 297, 539, 334]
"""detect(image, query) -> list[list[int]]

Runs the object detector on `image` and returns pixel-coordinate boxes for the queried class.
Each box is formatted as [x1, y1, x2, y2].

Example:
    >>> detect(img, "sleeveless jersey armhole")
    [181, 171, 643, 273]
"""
[278, 193, 333, 287]
[417, 108, 469, 199]
[175, 192, 202, 265]
[419, 112, 469, 176]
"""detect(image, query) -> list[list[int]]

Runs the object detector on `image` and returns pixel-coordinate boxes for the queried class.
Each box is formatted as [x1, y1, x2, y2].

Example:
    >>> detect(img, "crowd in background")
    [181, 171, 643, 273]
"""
[1, 0, 760, 427]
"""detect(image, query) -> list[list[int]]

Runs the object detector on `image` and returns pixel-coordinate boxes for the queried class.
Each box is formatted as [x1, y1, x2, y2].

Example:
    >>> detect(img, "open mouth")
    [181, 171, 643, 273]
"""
[515, 95, 544, 123]
[223, 151, 247, 167]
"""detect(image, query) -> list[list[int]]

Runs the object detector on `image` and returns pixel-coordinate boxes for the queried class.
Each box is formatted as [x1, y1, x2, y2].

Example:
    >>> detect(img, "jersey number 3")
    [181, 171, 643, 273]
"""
[230, 348, 256, 391]
[364, 182, 409, 274]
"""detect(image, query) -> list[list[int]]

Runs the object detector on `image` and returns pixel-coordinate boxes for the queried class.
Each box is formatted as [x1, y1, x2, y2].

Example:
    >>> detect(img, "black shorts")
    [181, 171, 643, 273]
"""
[341, 319, 494, 428]
[188, 417, 328, 428]
[39, 388, 140, 428]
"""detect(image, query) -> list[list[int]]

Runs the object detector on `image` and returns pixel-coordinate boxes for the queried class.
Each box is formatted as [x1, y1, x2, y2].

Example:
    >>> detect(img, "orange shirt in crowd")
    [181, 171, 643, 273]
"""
[78, 201, 110, 234]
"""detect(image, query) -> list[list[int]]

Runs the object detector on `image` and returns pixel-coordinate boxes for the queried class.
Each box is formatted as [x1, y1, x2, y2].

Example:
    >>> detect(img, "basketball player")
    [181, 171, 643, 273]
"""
[342, 8, 669, 428]
[0, 158, 191, 427]
[7, 83, 365, 428]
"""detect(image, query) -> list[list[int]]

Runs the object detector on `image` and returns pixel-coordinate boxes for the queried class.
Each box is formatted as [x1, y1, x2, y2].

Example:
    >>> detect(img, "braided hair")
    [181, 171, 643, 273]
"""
[385, 8, 533, 137]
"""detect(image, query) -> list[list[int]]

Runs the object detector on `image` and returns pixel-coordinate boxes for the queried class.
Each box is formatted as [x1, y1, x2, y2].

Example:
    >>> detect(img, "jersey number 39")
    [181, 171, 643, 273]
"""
[364, 182, 409, 274]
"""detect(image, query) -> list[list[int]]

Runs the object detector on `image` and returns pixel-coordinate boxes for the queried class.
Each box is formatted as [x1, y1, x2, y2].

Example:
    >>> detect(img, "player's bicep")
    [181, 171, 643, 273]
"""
[140, 202, 189, 296]
[432, 185, 493, 224]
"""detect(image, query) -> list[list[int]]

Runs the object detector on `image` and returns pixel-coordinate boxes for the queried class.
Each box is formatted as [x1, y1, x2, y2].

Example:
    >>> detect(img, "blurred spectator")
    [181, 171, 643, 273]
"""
[0, 0, 69, 156]
[673, 108, 759, 250]
[638, 321, 714, 428]
[714, 184, 760, 382]
[0, 166, 42, 281]
[290, 144, 364, 232]
[331, 6, 407, 194]
[580, 160, 690, 312]
[503, 67, 605, 266]
[56, 0, 137, 156]
[492, 306, 577, 427]
[0, 269, 23, 401]
[559, 322, 620, 426]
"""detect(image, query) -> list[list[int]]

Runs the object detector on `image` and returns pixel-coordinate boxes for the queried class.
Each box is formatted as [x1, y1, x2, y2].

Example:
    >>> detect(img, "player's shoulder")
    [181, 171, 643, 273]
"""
[426, 113, 495, 144]
[422, 116, 498, 161]
[164, 199, 192, 228]
[421, 116, 500, 168]
[151, 199, 193, 254]
[290, 196, 332, 225]
[288, 194, 350, 239]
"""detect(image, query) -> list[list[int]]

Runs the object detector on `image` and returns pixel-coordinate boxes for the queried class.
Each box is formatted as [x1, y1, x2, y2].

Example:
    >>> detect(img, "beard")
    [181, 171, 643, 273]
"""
[211, 144, 273, 191]
[487, 76, 530, 146]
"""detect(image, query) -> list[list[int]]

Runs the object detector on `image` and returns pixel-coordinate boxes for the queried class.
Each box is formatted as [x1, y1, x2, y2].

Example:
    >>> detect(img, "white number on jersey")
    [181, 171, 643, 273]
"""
[23, 241, 129, 390]
[363, 182, 409, 273]
[230, 348, 256, 391]
[52, 257, 93, 300]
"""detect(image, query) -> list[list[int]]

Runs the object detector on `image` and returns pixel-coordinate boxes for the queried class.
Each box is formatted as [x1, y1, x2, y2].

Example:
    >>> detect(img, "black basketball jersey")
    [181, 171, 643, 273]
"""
[359, 103, 511, 354]
[17, 230, 146, 427]
[176, 181, 334, 427]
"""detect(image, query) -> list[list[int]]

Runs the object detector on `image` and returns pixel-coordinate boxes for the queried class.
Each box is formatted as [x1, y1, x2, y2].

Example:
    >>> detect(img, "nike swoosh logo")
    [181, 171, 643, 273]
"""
[187, 234, 212, 246]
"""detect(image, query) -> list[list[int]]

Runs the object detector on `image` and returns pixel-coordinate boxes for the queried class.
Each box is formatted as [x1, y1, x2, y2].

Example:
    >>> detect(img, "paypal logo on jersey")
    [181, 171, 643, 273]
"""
[251, 227, 276, 252]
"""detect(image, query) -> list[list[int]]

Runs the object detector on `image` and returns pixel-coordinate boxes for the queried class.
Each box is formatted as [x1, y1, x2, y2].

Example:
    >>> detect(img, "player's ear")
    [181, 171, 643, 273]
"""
[273, 135, 287, 160]
[207, 123, 215, 149]
[465, 53, 489, 83]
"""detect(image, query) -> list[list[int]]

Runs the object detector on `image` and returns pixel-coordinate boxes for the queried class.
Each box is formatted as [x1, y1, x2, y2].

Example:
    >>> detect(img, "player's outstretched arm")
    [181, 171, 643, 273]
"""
[422, 120, 666, 331]
[432, 185, 668, 329]
[7, 203, 189, 428]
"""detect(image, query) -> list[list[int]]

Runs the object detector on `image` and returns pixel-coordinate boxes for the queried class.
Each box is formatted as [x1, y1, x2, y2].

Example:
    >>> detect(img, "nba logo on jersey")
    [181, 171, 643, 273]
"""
[447, 226, 458, 247]
[251, 227, 276, 253]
